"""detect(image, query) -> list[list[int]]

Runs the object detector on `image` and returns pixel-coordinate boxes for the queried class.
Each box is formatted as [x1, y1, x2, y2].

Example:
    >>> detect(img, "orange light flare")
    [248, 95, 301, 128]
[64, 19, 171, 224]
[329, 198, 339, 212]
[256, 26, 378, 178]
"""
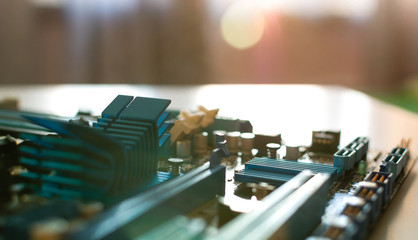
[253, 1, 284, 83]
[220, 0, 284, 82]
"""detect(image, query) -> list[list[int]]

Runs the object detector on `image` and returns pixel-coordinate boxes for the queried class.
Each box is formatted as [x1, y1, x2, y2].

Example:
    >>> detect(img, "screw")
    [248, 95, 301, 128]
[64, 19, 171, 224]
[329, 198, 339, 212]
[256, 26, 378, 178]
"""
[168, 158, 183, 176]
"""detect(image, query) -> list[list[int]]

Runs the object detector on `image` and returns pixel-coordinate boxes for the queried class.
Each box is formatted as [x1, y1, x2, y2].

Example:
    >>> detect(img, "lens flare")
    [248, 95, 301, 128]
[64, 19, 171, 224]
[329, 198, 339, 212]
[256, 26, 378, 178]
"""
[221, 0, 266, 49]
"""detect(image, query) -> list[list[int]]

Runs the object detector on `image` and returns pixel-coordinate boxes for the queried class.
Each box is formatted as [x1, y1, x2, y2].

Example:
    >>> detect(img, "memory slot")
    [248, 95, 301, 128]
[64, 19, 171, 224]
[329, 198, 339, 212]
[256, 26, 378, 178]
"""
[0, 109, 71, 135]
[68, 164, 226, 240]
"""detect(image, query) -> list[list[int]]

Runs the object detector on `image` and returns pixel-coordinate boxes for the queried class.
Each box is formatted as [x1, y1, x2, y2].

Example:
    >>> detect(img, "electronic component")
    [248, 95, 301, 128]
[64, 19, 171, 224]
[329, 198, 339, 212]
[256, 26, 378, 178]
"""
[352, 182, 384, 223]
[334, 148, 356, 172]
[192, 132, 208, 155]
[339, 196, 372, 239]
[310, 130, 340, 154]
[215, 171, 330, 240]
[169, 106, 219, 145]
[0, 94, 415, 240]
[266, 143, 281, 159]
[253, 133, 281, 156]
[68, 163, 226, 240]
[364, 171, 393, 205]
[308, 141, 412, 240]
[226, 131, 240, 155]
[308, 215, 358, 240]
[380, 147, 409, 179]
[203, 118, 252, 147]
[333, 137, 369, 172]
[176, 139, 191, 160]
[239, 132, 254, 157]
[285, 145, 299, 161]
[235, 157, 338, 186]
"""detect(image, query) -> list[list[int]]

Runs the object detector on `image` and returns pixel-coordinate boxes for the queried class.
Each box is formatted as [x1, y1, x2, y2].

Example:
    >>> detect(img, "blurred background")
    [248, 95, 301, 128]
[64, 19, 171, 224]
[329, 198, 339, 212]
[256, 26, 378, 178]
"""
[0, 0, 418, 101]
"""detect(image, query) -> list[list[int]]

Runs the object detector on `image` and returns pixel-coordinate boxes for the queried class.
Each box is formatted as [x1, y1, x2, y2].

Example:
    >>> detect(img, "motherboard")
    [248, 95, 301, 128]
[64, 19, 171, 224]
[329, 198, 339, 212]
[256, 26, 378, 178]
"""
[0, 95, 415, 240]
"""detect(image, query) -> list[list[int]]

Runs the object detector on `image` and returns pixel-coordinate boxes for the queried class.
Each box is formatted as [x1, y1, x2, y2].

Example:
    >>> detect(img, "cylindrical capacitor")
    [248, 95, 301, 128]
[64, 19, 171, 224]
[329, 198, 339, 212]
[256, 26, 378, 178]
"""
[266, 143, 280, 159]
[176, 139, 191, 159]
[193, 132, 208, 155]
[212, 130, 227, 147]
[240, 132, 255, 154]
[285, 145, 299, 161]
[226, 131, 240, 154]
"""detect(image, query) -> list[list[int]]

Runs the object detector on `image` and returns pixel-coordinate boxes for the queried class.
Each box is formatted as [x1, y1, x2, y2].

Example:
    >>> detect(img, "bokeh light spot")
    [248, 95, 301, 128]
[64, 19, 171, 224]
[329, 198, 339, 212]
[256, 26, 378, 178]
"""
[221, 0, 266, 49]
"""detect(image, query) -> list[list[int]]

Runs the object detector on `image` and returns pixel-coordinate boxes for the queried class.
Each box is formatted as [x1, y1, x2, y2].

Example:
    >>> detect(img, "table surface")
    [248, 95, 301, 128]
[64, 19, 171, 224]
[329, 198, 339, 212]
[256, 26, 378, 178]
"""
[1, 84, 417, 239]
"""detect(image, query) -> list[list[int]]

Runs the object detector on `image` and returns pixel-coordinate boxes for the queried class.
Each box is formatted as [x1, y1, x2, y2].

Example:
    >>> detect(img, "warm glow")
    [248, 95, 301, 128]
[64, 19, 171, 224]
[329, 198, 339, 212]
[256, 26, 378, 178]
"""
[221, 0, 266, 49]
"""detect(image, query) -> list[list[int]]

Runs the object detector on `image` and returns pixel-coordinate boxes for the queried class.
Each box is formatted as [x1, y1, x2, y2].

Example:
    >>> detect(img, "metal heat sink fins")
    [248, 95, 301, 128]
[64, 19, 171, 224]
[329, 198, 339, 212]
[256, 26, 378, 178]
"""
[18, 95, 172, 200]
[94, 95, 171, 175]
[18, 117, 124, 199]
[235, 157, 337, 186]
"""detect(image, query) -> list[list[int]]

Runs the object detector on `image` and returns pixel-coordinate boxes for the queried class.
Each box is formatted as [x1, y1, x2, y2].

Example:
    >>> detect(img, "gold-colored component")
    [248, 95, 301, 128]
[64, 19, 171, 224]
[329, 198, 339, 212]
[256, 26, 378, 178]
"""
[342, 205, 361, 216]
[366, 190, 375, 199]
[79, 202, 104, 219]
[9, 166, 27, 176]
[379, 175, 386, 182]
[30, 218, 69, 240]
[372, 174, 379, 182]
[324, 226, 343, 239]
[169, 106, 219, 144]
[359, 188, 368, 197]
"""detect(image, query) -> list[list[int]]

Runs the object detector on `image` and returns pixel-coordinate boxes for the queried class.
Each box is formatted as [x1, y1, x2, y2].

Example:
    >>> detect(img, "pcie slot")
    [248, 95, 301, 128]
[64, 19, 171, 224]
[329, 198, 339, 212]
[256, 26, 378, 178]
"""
[0, 109, 65, 136]
[67, 163, 225, 240]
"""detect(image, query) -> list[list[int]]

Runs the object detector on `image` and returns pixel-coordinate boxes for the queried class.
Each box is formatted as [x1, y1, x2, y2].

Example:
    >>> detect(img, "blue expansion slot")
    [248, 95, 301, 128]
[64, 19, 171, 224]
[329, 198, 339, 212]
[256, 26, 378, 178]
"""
[235, 157, 337, 186]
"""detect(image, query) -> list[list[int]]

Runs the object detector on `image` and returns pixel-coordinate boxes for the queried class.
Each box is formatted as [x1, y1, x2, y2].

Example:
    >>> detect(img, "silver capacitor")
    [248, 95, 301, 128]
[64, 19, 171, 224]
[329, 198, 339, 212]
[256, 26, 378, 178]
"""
[193, 132, 208, 154]
[240, 132, 255, 155]
[266, 143, 280, 159]
[226, 131, 240, 154]
[176, 139, 191, 159]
